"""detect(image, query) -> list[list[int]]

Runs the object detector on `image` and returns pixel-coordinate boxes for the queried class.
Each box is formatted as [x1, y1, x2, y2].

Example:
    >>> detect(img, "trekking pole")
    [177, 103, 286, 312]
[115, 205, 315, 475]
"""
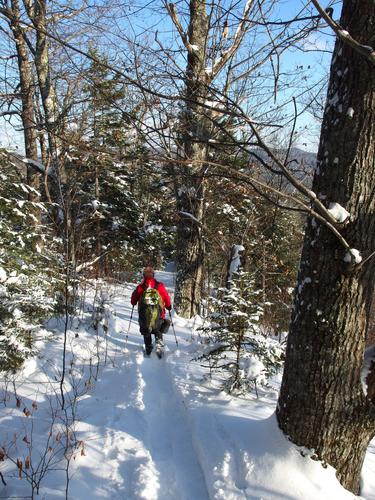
[125, 306, 134, 350]
[168, 310, 178, 347]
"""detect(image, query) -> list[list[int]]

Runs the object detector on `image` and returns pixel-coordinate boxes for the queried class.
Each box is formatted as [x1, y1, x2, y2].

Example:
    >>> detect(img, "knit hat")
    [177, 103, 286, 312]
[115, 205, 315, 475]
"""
[143, 266, 155, 277]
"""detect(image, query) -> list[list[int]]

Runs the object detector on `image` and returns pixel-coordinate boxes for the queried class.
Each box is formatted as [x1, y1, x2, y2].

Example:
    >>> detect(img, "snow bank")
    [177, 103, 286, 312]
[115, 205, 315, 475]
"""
[166, 343, 361, 500]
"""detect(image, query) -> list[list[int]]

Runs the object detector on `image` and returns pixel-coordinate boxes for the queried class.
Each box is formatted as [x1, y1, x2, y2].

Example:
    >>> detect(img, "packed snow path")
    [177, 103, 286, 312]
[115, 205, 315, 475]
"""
[1, 271, 374, 499]
[69, 273, 209, 500]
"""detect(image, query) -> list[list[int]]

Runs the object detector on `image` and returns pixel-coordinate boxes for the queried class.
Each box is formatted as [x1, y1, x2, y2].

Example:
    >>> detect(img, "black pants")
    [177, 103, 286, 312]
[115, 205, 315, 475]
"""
[141, 319, 170, 349]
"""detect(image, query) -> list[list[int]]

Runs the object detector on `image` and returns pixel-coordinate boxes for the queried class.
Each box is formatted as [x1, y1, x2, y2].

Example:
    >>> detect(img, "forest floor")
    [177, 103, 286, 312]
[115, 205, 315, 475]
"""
[0, 271, 374, 499]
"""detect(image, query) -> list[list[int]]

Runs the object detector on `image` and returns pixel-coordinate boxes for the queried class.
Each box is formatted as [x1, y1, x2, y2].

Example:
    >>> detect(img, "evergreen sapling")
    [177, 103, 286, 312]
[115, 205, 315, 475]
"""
[197, 269, 284, 394]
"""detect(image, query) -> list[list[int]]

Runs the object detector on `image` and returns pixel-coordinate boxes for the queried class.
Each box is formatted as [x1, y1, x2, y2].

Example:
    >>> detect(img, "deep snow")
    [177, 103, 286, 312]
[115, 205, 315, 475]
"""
[0, 271, 374, 499]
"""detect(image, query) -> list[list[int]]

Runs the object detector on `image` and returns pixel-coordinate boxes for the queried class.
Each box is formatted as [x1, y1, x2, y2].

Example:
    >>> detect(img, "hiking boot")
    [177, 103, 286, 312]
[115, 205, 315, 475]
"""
[154, 338, 164, 359]
[145, 344, 153, 355]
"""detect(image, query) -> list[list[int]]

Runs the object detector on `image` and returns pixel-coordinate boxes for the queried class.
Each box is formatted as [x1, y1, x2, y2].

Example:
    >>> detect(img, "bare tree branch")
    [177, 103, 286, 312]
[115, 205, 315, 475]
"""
[165, 2, 190, 50]
[211, 0, 255, 78]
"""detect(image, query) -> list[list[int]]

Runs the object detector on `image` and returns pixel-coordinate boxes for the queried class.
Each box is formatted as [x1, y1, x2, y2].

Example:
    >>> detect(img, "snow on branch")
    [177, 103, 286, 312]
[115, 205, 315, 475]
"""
[22, 157, 47, 175]
[227, 244, 245, 285]
[4, 151, 55, 177]
[76, 251, 110, 273]
[0, 267, 7, 283]
[343, 248, 362, 265]
[327, 202, 350, 224]
[179, 211, 202, 225]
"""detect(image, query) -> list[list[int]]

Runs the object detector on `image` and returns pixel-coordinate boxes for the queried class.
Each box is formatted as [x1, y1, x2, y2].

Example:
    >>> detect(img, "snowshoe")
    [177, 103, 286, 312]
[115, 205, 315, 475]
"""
[155, 340, 164, 359]
[156, 349, 164, 359]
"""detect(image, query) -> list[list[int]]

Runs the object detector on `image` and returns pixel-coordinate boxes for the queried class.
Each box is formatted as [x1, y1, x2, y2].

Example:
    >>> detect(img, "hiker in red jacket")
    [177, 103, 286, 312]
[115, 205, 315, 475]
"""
[131, 266, 172, 355]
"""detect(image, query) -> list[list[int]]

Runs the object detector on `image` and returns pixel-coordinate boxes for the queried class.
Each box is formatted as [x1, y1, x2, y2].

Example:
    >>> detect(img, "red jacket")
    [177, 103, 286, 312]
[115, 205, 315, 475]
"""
[131, 278, 171, 318]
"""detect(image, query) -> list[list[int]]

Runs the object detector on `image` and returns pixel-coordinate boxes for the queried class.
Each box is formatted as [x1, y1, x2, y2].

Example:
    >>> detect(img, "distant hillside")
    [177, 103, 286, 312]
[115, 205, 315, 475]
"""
[248, 147, 317, 189]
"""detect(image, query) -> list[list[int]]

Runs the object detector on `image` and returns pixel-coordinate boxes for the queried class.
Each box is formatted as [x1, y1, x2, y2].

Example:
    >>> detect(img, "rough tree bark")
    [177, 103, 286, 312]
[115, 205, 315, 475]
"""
[277, 0, 375, 494]
[171, 0, 254, 317]
[9, 0, 40, 216]
[23, 0, 60, 170]
[173, 0, 210, 317]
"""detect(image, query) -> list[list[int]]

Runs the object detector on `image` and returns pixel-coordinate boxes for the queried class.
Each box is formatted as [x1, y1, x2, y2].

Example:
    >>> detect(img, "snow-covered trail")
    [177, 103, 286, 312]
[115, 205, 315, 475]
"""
[69, 275, 209, 500]
[2, 271, 374, 500]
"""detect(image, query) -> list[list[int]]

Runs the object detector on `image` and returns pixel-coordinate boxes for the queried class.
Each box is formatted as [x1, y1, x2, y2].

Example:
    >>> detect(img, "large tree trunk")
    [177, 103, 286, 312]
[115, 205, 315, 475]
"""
[24, 0, 60, 172]
[175, 183, 205, 317]
[277, 0, 375, 494]
[174, 0, 209, 317]
[10, 0, 39, 215]
[171, 0, 253, 317]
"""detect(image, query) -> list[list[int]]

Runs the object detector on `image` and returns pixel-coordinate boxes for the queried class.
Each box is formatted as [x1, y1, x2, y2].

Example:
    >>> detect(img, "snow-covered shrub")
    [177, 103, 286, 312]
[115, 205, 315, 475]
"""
[0, 152, 59, 371]
[197, 269, 284, 394]
[204, 168, 303, 335]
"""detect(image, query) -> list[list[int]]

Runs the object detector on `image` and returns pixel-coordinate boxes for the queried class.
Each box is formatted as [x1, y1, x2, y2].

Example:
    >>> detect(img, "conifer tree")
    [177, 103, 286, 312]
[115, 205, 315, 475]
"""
[64, 53, 142, 275]
[0, 152, 58, 370]
[198, 268, 284, 394]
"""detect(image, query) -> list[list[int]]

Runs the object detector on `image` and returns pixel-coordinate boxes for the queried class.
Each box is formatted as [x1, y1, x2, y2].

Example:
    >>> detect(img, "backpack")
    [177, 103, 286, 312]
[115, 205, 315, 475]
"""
[138, 282, 163, 334]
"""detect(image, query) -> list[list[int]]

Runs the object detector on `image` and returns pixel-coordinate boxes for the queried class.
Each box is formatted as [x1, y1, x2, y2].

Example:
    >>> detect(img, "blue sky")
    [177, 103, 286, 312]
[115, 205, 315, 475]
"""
[0, 0, 342, 154]
[120, 0, 339, 151]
